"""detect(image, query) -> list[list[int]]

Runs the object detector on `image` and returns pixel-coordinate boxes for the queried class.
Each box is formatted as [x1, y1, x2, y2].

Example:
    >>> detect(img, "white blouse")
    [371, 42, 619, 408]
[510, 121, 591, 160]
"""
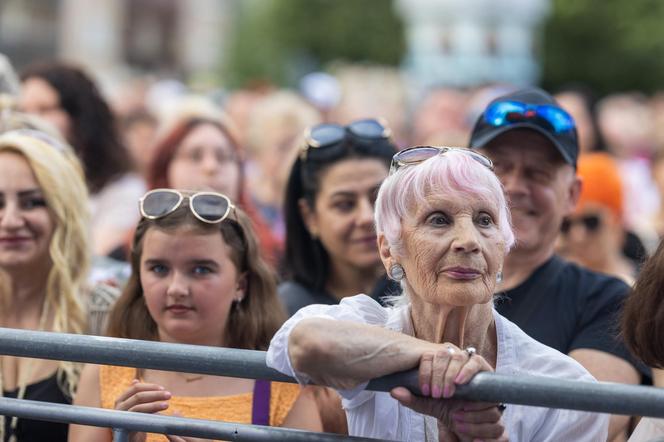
[629, 418, 664, 441]
[266, 294, 609, 441]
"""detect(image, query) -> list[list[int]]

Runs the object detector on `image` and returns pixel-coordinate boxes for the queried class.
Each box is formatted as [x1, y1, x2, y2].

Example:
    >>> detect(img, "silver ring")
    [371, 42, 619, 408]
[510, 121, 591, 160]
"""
[464, 346, 477, 357]
[446, 345, 456, 355]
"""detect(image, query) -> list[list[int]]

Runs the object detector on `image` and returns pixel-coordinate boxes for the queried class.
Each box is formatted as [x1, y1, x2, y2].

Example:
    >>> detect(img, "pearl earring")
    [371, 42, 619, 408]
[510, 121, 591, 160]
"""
[389, 263, 405, 281]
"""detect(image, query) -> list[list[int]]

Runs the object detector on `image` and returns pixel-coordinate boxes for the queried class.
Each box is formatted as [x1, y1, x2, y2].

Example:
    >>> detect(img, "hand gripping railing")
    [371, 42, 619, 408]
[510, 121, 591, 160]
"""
[1, 327, 664, 440]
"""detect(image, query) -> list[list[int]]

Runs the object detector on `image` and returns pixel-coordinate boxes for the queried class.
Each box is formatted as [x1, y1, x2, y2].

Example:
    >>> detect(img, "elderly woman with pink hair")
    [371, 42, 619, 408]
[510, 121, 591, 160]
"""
[267, 147, 609, 441]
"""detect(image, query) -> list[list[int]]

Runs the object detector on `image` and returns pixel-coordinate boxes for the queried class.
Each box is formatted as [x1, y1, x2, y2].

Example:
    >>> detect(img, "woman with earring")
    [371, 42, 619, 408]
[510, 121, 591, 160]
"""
[70, 189, 321, 441]
[279, 119, 398, 316]
[268, 147, 609, 440]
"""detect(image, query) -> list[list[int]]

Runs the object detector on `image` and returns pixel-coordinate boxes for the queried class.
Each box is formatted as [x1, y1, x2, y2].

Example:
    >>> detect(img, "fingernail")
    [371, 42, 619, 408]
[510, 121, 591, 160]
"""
[454, 373, 465, 384]
[443, 385, 452, 398]
[158, 385, 165, 390]
[160, 402, 169, 409]
[432, 385, 442, 398]
[421, 384, 430, 396]
[164, 391, 171, 398]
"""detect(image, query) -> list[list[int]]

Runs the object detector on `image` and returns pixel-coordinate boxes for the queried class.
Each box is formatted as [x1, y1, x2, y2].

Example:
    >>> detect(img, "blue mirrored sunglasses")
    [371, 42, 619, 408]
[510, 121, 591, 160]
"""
[484, 100, 575, 134]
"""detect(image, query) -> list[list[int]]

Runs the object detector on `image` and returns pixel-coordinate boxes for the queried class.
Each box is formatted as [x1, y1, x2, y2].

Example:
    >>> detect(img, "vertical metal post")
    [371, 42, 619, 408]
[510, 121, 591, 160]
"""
[113, 427, 130, 442]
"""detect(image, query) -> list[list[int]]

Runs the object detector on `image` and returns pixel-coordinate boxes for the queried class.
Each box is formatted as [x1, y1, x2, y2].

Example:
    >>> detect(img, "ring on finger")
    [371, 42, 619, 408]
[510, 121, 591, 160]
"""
[446, 345, 456, 355]
[497, 403, 507, 414]
[464, 346, 477, 358]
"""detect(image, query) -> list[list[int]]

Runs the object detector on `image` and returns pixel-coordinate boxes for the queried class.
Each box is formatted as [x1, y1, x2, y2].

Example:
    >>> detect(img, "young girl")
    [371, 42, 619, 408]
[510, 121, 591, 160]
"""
[70, 189, 321, 441]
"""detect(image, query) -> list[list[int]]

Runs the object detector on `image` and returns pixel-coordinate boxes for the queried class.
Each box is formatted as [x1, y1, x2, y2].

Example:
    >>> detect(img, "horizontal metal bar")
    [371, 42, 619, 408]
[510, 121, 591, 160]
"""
[456, 372, 664, 418]
[0, 327, 293, 382]
[2, 328, 664, 418]
[0, 397, 387, 442]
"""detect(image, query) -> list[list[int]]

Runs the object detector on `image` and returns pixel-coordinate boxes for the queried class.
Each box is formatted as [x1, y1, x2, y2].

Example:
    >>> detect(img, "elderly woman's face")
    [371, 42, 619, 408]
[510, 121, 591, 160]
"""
[399, 188, 505, 306]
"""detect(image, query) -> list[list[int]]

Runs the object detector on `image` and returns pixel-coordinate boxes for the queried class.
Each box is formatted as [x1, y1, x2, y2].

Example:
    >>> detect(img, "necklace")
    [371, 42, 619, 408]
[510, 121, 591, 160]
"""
[181, 373, 204, 383]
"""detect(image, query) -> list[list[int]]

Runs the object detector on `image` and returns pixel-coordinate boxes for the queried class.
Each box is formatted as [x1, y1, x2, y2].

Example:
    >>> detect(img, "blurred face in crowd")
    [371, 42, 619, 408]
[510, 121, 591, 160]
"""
[557, 203, 621, 270]
[20, 77, 73, 141]
[140, 226, 245, 346]
[167, 123, 241, 201]
[300, 158, 388, 275]
[125, 118, 158, 176]
[555, 92, 596, 153]
[396, 186, 506, 307]
[482, 130, 580, 257]
[0, 152, 55, 273]
[257, 120, 300, 194]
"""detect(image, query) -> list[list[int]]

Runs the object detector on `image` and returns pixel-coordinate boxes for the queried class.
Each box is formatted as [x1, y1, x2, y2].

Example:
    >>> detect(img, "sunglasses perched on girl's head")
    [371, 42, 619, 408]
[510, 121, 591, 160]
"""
[139, 189, 235, 224]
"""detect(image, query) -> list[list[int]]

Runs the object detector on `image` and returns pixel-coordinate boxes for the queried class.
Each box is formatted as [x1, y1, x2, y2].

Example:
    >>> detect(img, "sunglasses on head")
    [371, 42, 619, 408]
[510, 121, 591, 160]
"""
[560, 214, 602, 234]
[6, 129, 69, 154]
[484, 100, 576, 134]
[389, 146, 494, 175]
[139, 189, 236, 224]
[300, 118, 392, 161]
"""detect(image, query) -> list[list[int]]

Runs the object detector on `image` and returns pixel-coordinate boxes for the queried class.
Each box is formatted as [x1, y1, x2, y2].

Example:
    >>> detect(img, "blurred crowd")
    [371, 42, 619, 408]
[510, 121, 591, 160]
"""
[2, 51, 664, 442]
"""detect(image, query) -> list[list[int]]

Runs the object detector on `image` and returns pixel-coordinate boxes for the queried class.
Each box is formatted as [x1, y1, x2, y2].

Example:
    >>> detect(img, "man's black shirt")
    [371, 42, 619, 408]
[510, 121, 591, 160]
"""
[495, 255, 641, 372]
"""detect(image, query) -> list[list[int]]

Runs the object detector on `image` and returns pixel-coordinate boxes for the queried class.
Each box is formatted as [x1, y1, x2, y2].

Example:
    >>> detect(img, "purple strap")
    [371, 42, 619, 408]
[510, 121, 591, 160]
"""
[251, 380, 271, 426]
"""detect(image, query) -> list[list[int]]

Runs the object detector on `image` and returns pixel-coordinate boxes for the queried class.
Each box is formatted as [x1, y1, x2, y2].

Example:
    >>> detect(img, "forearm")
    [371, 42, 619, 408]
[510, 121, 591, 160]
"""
[289, 318, 433, 387]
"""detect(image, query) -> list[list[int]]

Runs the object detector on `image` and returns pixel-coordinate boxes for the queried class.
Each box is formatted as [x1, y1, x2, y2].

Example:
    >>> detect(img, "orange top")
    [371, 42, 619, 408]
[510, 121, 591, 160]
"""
[99, 365, 300, 442]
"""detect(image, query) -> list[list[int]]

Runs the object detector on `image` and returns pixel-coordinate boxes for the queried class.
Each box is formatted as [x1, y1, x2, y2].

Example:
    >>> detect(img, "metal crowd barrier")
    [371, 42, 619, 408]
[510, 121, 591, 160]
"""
[2, 327, 664, 440]
[0, 397, 382, 442]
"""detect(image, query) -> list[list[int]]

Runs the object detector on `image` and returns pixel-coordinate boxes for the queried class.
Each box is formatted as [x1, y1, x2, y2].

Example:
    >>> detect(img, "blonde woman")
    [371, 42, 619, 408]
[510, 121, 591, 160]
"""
[0, 129, 90, 442]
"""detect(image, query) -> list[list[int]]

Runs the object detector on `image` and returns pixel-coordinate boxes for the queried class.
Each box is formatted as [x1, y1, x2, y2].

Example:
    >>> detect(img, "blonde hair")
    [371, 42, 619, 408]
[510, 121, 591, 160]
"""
[0, 130, 90, 396]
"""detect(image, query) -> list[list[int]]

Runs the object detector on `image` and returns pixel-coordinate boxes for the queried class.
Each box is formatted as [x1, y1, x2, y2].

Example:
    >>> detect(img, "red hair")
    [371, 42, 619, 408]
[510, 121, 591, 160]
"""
[147, 117, 282, 265]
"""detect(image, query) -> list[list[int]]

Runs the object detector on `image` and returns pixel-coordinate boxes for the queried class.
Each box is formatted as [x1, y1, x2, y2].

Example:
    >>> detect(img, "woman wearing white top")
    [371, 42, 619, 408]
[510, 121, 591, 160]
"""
[267, 146, 609, 441]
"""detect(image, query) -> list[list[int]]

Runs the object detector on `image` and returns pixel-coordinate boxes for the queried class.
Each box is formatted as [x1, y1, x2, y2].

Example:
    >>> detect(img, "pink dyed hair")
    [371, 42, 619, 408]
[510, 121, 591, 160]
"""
[375, 149, 515, 257]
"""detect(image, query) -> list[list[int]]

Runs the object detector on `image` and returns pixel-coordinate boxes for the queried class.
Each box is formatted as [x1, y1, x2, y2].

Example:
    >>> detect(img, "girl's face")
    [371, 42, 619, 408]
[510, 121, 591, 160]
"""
[140, 226, 246, 346]
[301, 158, 388, 274]
[0, 152, 55, 273]
[167, 123, 241, 201]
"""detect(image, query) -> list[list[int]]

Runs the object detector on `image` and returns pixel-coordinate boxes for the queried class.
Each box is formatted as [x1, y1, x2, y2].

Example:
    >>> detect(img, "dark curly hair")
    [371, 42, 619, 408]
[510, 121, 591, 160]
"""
[21, 61, 132, 193]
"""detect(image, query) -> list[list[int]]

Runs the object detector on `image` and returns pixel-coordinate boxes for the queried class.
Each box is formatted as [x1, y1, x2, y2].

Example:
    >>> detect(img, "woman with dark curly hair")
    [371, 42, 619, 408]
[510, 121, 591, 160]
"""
[19, 61, 145, 256]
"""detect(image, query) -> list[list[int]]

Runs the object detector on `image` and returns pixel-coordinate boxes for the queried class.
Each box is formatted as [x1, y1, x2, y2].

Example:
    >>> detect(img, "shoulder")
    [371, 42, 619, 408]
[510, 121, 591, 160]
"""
[528, 257, 630, 308]
[558, 258, 629, 298]
[495, 312, 594, 381]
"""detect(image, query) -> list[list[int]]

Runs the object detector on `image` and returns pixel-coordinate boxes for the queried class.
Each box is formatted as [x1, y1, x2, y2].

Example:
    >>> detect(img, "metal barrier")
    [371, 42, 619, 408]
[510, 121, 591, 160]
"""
[2, 327, 664, 439]
[0, 397, 384, 442]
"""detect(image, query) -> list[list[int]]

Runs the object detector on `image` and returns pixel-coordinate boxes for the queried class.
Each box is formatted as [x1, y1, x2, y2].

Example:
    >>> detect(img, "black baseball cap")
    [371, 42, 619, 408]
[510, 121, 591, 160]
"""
[468, 87, 579, 167]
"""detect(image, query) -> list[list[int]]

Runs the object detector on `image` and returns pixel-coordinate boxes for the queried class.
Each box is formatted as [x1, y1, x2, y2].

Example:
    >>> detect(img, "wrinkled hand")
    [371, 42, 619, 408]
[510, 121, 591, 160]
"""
[390, 343, 508, 441]
[114, 379, 172, 442]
